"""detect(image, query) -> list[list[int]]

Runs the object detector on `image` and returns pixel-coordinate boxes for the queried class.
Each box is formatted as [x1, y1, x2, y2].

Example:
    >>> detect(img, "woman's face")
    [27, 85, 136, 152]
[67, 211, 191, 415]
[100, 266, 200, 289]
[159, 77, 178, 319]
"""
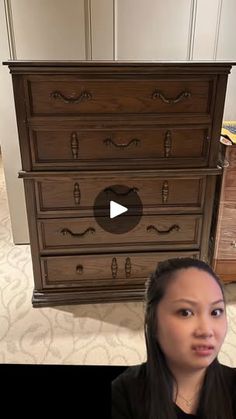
[156, 267, 227, 373]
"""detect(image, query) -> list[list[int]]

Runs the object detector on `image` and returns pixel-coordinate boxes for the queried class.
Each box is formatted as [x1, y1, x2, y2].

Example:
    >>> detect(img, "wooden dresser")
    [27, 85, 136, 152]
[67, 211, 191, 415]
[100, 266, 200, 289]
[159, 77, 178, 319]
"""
[4, 61, 234, 306]
[213, 143, 236, 282]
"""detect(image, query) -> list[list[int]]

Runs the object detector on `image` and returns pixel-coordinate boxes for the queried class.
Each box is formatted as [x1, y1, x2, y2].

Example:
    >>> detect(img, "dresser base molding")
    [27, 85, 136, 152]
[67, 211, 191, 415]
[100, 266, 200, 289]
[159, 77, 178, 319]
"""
[32, 286, 146, 307]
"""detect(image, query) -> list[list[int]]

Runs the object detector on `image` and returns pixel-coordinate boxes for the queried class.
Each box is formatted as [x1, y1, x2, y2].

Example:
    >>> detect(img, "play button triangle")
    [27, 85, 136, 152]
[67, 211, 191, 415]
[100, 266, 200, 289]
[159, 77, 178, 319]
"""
[110, 200, 128, 219]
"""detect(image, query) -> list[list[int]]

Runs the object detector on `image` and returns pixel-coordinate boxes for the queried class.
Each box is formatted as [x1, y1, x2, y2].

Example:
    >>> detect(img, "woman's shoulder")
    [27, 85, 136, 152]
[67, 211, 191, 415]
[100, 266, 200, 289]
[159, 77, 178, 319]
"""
[219, 362, 236, 401]
[112, 362, 147, 387]
[112, 363, 147, 419]
[219, 363, 236, 380]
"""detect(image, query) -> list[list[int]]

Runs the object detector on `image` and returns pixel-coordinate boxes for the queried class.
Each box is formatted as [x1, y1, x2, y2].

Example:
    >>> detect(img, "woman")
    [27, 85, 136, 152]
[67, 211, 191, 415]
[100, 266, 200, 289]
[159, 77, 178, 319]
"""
[112, 257, 236, 418]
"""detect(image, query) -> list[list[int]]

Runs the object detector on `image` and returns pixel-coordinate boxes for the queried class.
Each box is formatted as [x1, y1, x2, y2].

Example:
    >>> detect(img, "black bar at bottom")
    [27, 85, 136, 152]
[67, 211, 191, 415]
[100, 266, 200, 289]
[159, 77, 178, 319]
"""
[0, 364, 128, 418]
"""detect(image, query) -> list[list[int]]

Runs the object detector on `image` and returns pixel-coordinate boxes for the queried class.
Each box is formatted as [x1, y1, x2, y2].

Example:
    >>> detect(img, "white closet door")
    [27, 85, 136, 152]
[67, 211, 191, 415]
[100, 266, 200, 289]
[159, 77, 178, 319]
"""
[193, 0, 222, 60]
[114, 0, 192, 60]
[11, 0, 86, 59]
[216, 0, 236, 120]
[91, 0, 114, 60]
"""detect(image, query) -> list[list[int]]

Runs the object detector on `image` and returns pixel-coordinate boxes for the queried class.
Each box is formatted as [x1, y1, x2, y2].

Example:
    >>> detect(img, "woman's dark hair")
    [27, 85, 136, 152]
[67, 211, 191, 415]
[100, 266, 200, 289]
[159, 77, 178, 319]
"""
[144, 257, 233, 419]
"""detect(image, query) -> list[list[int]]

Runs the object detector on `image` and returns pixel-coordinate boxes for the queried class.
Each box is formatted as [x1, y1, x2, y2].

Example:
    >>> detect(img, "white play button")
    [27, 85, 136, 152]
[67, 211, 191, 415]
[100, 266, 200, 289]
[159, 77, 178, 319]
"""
[110, 200, 128, 219]
[94, 184, 143, 233]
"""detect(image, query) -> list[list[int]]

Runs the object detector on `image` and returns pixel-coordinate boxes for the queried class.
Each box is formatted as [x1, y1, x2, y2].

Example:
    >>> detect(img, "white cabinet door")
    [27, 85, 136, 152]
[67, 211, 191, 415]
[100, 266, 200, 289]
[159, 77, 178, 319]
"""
[11, 0, 86, 59]
[114, 0, 192, 60]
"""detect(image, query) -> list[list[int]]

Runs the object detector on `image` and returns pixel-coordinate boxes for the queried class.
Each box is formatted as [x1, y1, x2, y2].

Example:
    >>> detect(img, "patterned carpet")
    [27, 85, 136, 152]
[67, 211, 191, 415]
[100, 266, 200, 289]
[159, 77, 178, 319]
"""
[0, 154, 236, 366]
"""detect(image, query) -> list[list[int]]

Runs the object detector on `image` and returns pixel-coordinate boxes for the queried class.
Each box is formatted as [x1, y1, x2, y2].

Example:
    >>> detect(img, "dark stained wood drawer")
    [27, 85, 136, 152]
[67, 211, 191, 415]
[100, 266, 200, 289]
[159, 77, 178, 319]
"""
[30, 125, 210, 170]
[38, 214, 202, 252]
[35, 174, 206, 215]
[41, 250, 200, 288]
[27, 76, 213, 116]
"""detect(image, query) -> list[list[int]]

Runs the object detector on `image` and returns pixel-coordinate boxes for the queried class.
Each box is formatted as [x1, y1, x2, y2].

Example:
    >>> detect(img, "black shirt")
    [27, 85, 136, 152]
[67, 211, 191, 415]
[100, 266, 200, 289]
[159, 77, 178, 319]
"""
[112, 363, 236, 419]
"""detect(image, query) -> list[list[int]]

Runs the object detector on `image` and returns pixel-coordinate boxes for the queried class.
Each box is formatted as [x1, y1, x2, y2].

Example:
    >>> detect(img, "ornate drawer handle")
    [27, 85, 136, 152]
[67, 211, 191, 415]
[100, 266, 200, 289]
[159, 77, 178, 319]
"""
[146, 224, 180, 235]
[152, 90, 191, 104]
[231, 241, 236, 248]
[162, 181, 169, 203]
[50, 90, 92, 104]
[111, 257, 118, 279]
[60, 227, 95, 237]
[103, 138, 140, 149]
[71, 132, 79, 159]
[125, 257, 131, 278]
[164, 130, 172, 157]
[104, 187, 139, 196]
[76, 264, 84, 274]
[73, 182, 81, 205]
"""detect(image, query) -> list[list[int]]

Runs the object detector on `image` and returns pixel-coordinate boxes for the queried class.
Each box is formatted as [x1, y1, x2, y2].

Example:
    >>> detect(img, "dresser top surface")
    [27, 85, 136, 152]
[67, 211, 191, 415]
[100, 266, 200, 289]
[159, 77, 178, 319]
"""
[3, 60, 236, 67]
[3, 59, 236, 64]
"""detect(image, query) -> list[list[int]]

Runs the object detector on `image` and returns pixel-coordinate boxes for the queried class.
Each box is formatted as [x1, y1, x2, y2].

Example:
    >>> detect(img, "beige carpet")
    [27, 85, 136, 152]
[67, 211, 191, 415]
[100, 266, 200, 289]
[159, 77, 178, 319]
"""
[0, 154, 236, 366]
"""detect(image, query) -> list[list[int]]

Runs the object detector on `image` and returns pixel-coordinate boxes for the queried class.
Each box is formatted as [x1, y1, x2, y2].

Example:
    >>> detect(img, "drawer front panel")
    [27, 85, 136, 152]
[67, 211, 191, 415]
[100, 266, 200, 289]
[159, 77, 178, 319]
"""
[35, 176, 205, 213]
[41, 250, 200, 287]
[38, 214, 202, 251]
[30, 126, 210, 169]
[28, 77, 212, 116]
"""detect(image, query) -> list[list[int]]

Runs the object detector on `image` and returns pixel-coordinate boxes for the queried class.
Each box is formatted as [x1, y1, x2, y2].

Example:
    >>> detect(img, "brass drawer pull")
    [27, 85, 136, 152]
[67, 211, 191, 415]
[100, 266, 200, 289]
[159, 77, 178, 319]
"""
[60, 227, 95, 237]
[104, 186, 139, 196]
[162, 181, 169, 203]
[125, 257, 131, 278]
[111, 257, 118, 279]
[152, 90, 191, 104]
[50, 90, 92, 104]
[147, 224, 180, 235]
[76, 264, 84, 274]
[73, 182, 81, 205]
[71, 132, 79, 159]
[103, 137, 140, 149]
[164, 130, 172, 157]
[231, 241, 236, 248]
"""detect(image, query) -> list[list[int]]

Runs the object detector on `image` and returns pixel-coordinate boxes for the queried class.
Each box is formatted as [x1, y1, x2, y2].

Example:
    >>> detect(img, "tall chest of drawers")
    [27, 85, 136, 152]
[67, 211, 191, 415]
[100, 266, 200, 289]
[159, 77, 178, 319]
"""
[5, 61, 234, 307]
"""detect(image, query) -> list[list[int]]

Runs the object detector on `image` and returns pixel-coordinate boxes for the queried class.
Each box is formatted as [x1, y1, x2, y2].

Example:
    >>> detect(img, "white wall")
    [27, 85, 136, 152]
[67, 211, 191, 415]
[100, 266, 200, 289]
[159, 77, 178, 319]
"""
[0, 0, 28, 243]
[216, 0, 236, 120]
[114, 0, 192, 60]
[0, 0, 236, 243]
[10, 0, 86, 59]
[1, 0, 87, 243]
[192, 0, 236, 120]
